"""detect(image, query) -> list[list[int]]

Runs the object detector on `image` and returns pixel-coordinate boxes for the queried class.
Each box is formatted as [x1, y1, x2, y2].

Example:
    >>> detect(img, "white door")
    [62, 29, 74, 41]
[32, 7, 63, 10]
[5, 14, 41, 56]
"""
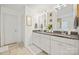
[3, 13, 18, 45]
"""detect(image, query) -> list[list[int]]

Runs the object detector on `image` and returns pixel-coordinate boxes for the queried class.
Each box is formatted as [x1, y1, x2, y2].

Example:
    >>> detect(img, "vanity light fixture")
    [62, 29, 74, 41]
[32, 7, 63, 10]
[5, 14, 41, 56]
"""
[26, 16, 32, 26]
[55, 4, 67, 10]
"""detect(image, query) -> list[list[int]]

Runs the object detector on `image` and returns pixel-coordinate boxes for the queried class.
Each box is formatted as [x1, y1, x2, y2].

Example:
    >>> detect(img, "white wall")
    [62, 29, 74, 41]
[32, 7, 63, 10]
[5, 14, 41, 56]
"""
[25, 6, 33, 46]
[0, 6, 1, 32]
[20, 12, 25, 44]
[0, 5, 25, 46]
[0, 5, 1, 46]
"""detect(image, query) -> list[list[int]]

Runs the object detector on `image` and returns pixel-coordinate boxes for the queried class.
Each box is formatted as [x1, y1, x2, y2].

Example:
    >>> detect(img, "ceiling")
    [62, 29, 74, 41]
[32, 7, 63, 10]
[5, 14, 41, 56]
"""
[1, 4, 71, 15]
[25, 4, 56, 14]
[1, 4, 56, 15]
[1, 4, 25, 11]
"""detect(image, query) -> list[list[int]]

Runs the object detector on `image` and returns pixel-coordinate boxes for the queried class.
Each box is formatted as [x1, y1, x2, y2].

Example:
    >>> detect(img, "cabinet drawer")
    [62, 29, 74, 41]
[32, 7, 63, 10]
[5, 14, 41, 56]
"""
[32, 33, 41, 38]
[52, 36, 79, 48]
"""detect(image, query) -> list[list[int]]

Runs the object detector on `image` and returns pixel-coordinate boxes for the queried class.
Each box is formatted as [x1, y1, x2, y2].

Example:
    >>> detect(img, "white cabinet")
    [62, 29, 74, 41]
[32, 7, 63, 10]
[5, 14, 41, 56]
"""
[32, 32, 51, 54]
[51, 36, 79, 55]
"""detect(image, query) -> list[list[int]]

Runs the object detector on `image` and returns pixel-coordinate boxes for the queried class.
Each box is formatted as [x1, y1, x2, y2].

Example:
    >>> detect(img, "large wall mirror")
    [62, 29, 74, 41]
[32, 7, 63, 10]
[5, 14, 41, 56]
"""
[57, 18, 62, 29]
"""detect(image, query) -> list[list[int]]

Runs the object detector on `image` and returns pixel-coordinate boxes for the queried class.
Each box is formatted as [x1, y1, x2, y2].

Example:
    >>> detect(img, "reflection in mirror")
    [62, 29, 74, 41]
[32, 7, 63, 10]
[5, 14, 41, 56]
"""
[43, 14, 46, 27]
[57, 18, 62, 29]
[74, 16, 79, 29]
[62, 21, 68, 31]
[34, 23, 37, 29]
[40, 24, 43, 29]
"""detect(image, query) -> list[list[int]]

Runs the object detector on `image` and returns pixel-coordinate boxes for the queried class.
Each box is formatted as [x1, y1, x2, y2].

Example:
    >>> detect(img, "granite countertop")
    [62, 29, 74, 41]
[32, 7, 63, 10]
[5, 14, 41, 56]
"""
[33, 30, 79, 40]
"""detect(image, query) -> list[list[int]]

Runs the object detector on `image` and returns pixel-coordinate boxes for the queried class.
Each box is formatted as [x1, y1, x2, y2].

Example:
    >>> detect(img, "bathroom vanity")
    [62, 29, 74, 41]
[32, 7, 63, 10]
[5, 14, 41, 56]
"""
[32, 31, 79, 55]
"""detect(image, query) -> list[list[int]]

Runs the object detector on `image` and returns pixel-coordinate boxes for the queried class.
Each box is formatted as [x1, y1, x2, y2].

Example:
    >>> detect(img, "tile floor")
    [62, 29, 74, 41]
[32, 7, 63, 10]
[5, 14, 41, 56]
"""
[0, 43, 32, 55]
[0, 43, 47, 55]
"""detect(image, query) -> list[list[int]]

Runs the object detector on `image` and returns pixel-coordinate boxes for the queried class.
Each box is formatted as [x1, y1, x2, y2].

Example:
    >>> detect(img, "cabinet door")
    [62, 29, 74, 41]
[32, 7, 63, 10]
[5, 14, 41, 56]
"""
[51, 36, 79, 55]
[40, 34, 51, 54]
[32, 33, 41, 47]
[51, 36, 63, 55]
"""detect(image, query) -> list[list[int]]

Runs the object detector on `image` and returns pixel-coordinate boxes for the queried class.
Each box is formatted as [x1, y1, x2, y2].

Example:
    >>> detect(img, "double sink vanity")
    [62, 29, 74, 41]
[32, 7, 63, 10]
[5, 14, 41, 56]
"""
[32, 30, 79, 55]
